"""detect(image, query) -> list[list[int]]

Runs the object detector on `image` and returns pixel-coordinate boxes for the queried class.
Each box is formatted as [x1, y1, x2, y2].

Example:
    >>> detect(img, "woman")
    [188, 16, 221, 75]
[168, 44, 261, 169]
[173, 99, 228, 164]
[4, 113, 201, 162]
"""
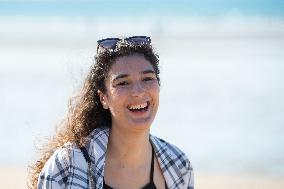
[29, 36, 194, 189]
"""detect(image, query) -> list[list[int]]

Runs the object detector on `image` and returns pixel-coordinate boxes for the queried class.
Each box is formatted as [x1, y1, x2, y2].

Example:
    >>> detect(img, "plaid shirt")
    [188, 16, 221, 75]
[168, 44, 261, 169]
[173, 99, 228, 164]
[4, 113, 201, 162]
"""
[38, 127, 194, 189]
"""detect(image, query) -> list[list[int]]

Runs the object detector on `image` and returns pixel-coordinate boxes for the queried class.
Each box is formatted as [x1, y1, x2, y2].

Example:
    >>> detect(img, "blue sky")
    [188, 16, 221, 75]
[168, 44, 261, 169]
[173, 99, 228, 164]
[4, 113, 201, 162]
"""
[0, 0, 283, 17]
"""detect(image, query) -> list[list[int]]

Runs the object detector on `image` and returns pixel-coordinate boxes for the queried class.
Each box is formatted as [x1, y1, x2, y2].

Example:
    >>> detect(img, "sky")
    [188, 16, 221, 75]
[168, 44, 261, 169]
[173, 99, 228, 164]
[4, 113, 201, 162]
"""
[0, 0, 283, 18]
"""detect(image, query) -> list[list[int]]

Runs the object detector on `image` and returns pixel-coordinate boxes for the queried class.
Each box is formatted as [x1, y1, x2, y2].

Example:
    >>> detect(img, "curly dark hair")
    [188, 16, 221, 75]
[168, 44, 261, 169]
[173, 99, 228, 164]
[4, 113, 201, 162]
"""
[28, 41, 160, 188]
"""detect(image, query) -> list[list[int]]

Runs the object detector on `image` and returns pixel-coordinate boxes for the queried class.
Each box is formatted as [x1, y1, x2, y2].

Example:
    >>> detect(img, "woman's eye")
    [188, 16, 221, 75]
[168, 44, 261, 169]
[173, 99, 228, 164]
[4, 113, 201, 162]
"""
[116, 81, 129, 86]
[143, 77, 154, 82]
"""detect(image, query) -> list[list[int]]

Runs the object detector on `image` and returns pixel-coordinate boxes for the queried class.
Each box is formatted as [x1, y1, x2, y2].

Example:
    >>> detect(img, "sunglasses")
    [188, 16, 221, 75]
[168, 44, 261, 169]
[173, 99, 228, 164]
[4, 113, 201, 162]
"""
[97, 36, 151, 52]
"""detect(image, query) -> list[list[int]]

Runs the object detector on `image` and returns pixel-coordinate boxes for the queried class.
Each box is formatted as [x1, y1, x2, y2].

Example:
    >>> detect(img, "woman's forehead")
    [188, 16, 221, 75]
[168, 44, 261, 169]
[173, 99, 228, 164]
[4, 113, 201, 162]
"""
[109, 55, 154, 75]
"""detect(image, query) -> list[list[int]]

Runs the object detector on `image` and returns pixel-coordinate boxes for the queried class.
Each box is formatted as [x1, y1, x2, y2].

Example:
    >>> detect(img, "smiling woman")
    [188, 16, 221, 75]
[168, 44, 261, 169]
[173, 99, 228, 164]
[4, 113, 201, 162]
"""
[99, 55, 160, 132]
[29, 36, 194, 189]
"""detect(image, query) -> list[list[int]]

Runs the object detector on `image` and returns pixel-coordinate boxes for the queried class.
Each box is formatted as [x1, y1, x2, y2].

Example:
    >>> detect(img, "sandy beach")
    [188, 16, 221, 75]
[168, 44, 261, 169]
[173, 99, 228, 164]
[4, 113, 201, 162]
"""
[196, 172, 284, 189]
[1, 166, 284, 189]
[0, 166, 28, 189]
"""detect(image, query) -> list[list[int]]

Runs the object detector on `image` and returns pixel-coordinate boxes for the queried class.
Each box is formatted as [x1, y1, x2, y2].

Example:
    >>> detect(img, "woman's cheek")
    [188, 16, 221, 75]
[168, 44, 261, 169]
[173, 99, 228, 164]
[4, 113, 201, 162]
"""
[150, 82, 160, 92]
[113, 87, 129, 97]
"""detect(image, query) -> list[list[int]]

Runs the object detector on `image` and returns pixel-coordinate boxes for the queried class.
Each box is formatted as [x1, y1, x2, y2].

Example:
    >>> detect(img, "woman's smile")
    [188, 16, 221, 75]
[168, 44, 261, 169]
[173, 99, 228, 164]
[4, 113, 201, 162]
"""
[127, 101, 149, 112]
[126, 101, 151, 119]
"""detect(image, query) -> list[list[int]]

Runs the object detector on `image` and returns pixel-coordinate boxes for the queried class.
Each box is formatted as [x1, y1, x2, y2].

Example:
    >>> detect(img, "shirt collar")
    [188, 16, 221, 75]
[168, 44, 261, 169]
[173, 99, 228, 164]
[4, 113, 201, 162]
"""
[86, 127, 186, 188]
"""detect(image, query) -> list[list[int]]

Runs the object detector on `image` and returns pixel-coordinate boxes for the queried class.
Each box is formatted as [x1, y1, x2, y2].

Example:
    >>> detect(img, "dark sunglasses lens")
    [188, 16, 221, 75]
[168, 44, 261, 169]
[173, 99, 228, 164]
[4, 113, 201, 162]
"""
[98, 39, 119, 49]
[127, 36, 151, 45]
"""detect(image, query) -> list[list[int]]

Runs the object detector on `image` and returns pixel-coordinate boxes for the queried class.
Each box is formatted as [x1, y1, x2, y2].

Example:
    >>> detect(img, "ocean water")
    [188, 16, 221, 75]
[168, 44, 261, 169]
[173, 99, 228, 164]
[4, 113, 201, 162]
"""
[0, 17, 284, 176]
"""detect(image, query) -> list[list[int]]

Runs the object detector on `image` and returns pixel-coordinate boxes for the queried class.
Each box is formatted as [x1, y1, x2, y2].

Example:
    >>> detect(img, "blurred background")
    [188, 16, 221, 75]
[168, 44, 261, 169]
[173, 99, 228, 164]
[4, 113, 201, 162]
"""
[0, 0, 284, 188]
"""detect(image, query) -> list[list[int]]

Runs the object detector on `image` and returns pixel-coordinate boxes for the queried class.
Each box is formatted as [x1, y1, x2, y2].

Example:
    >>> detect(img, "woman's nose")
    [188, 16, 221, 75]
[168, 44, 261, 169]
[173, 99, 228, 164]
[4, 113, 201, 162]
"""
[131, 82, 145, 96]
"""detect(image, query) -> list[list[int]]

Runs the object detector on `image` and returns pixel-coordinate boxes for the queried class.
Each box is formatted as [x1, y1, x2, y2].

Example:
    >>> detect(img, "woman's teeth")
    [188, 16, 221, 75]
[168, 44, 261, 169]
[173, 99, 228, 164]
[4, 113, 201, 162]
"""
[128, 102, 148, 111]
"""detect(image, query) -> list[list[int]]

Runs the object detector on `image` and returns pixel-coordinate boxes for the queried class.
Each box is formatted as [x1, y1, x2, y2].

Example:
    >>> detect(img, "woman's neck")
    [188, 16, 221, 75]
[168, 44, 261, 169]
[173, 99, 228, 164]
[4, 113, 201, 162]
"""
[106, 126, 152, 169]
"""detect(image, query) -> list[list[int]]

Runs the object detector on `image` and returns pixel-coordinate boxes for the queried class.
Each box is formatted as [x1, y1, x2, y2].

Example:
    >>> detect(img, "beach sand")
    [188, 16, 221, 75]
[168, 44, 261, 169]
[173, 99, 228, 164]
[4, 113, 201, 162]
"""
[0, 166, 28, 189]
[196, 172, 284, 189]
[1, 166, 284, 189]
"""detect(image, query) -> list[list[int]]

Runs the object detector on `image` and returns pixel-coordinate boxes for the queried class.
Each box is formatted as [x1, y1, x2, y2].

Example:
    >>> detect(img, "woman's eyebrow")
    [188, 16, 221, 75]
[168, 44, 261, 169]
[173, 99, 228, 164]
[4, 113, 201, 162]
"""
[112, 70, 155, 82]
[112, 74, 129, 82]
[141, 69, 155, 75]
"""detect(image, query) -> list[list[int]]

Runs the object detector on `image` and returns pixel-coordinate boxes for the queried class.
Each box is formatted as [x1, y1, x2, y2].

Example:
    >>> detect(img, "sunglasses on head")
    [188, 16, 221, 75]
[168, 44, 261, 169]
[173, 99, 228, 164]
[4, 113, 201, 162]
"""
[97, 36, 151, 52]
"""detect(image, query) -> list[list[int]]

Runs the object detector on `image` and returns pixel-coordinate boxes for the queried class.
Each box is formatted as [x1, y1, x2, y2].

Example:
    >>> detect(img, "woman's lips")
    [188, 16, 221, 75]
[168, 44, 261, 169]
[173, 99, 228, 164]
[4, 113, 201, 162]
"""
[127, 101, 150, 112]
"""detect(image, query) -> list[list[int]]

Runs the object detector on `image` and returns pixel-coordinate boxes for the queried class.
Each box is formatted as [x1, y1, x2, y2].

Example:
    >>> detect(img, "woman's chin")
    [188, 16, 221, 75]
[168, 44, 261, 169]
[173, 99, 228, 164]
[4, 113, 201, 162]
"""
[128, 118, 153, 131]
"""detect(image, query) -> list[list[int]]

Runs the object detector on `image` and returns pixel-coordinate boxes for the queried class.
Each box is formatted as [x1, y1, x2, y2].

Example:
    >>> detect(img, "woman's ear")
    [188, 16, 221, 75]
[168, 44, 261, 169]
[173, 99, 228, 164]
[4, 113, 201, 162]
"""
[98, 90, 109, 109]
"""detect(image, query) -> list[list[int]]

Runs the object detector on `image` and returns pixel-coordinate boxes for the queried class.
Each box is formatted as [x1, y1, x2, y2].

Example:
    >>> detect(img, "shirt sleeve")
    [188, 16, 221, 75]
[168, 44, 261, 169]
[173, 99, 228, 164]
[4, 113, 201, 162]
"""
[187, 162, 194, 189]
[37, 146, 71, 189]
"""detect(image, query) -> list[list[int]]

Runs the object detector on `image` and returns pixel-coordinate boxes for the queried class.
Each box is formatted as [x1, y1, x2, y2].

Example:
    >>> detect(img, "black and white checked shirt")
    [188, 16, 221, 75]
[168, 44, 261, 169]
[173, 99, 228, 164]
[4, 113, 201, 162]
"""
[38, 127, 194, 189]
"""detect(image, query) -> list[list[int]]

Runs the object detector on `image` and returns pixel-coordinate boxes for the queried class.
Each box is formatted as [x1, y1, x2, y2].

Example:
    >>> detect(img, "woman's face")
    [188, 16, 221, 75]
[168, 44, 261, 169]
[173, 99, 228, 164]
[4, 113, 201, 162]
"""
[99, 54, 160, 132]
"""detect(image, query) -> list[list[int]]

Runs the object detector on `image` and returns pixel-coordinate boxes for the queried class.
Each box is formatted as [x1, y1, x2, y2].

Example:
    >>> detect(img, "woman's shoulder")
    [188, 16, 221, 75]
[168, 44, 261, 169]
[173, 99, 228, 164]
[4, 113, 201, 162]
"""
[150, 135, 193, 172]
[150, 135, 190, 160]
[40, 127, 110, 173]
[150, 135, 194, 188]
[39, 142, 77, 173]
[37, 142, 88, 188]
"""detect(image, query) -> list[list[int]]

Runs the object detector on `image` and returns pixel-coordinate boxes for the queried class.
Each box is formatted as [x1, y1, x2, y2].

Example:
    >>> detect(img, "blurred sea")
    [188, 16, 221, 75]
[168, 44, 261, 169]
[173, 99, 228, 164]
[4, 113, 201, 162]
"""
[0, 16, 284, 177]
